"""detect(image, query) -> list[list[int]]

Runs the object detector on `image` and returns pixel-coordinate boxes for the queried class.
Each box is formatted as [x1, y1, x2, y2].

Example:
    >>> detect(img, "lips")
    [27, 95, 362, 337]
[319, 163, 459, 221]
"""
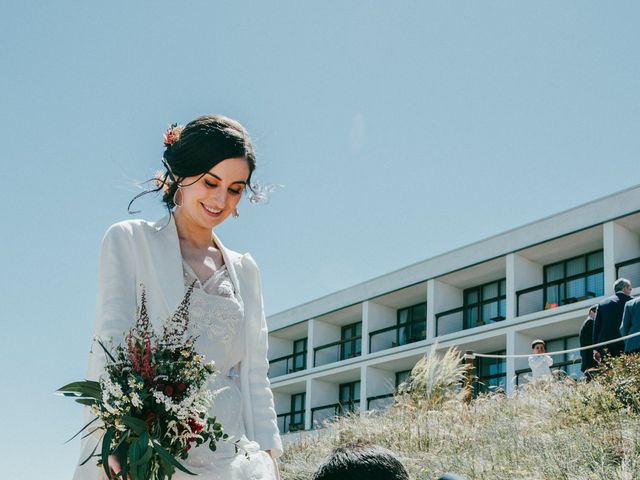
[202, 203, 223, 216]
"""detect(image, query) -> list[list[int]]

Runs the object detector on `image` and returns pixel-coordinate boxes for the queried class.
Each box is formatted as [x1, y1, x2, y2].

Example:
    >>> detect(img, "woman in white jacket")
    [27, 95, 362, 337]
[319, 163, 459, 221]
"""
[74, 115, 282, 480]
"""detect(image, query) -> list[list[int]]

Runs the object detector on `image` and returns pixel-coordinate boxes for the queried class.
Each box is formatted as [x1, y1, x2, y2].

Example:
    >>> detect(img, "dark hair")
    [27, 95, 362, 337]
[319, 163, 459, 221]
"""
[128, 114, 256, 213]
[312, 442, 409, 480]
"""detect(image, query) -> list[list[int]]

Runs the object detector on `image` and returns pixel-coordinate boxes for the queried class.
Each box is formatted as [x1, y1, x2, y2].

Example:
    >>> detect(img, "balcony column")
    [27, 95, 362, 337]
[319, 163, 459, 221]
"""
[506, 254, 516, 321]
[505, 330, 516, 397]
[603, 222, 616, 295]
[359, 365, 367, 416]
[304, 378, 312, 430]
[426, 279, 436, 340]
[361, 301, 370, 356]
[307, 318, 316, 369]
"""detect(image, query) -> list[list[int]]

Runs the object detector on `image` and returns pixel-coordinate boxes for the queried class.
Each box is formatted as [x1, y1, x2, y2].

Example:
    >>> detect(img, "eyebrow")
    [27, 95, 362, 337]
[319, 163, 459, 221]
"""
[205, 172, 247, 186]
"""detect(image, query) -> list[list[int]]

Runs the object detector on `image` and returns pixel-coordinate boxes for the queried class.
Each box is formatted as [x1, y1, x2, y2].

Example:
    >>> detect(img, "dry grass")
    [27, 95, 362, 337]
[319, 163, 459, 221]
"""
[279, 351, 640, 480]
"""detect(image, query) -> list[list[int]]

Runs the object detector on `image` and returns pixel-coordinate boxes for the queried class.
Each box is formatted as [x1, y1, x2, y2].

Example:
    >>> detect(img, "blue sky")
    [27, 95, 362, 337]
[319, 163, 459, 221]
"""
[1, 1, 639, 477]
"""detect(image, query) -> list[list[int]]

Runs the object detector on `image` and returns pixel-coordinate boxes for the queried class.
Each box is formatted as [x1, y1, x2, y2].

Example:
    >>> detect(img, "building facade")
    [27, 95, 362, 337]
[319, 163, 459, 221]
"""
[266, 186, 640, 435]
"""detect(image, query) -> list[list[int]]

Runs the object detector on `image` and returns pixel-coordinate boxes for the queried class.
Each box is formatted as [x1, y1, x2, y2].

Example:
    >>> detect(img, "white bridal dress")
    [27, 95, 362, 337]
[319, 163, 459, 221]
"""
[171, 260, 278, 480]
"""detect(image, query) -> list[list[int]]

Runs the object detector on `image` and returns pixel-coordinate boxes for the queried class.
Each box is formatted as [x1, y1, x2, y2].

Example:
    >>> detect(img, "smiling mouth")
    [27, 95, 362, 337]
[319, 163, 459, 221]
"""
[202, 204, 223, 215]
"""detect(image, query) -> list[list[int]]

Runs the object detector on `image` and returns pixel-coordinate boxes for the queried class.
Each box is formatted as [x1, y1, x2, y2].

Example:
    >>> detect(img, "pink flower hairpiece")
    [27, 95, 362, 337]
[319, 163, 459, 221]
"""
[163, 123, 183, 147]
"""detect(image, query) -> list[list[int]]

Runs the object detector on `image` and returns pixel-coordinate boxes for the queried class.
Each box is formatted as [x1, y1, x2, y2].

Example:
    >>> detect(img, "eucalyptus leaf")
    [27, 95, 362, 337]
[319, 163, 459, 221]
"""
[101, 428, 115, 480]
[152, 441, 197, 475]
[79, 433, 104, 466]
[122, 415, 148, 434]
[65, 416, 99, 443]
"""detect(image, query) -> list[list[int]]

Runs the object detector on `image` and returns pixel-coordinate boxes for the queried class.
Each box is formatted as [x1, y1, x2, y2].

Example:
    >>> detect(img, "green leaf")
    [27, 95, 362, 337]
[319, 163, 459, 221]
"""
[65, 416, 99, 443]
[57, 381, 102, 399]
[101, 428, 115, 480]
[121, 415, 148, 434]
[96, 339, 117, 364]
[152, 441, 197, 475]
[74, 398, 97, 406]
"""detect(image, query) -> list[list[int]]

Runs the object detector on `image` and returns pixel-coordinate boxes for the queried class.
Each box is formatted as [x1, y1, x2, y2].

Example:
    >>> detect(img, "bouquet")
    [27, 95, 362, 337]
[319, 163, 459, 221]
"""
[59, 285, 228, 479]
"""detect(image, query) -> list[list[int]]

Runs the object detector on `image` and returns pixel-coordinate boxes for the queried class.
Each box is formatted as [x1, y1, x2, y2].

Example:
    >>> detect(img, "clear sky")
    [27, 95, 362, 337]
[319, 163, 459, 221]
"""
[1, 1, 639, 477]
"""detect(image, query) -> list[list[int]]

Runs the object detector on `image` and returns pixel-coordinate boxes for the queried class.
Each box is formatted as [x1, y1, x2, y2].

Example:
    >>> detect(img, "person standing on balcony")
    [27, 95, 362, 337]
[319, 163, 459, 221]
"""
[579, 304, 598, 379]
[593, 278, 633, 362]
[528, 339, 553, 379]
[620, 294, 640, 354]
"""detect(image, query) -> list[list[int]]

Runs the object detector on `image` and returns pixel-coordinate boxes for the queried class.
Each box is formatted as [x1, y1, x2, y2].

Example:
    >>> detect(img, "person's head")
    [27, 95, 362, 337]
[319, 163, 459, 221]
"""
[312, 442, 409, 480]
[588, 304, 598, 319]
[129, 115, 256, 228]
[614, 278, 632, 295]
[531, 339, 546, 354]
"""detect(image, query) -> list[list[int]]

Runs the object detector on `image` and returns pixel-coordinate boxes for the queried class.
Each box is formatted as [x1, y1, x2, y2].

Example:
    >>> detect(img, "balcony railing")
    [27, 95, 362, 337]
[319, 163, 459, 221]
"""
[516, 270, 604, 316]
[311, 401, 360, 427]
[313, 337, 361, 367]
[366, 393, 395, 410]
[616, 257, 640, 289]
[514, 358, 581, 386]
[276, 410, 306, 433]
[368, 320, 426, 353]
[268, 352, 307, 378]
[435, 306, 465, 336]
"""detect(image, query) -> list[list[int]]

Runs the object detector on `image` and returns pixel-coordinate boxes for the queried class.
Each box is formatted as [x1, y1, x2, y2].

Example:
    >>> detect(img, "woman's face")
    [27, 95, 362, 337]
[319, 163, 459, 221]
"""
[177, 157, 250, 231]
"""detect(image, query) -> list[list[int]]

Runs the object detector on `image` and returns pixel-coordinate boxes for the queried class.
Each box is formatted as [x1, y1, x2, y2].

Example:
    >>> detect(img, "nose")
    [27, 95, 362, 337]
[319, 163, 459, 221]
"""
[208, 187, 228, 209]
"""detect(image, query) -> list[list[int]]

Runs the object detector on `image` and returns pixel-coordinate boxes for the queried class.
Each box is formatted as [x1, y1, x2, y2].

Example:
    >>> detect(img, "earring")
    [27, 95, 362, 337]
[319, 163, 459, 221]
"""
[232, 208, 239, 218]
[173, 187, 183, 208]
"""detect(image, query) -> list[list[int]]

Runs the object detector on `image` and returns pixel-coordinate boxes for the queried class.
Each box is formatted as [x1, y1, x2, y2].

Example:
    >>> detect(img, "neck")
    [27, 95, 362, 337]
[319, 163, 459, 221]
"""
[173, 210, 213, 249]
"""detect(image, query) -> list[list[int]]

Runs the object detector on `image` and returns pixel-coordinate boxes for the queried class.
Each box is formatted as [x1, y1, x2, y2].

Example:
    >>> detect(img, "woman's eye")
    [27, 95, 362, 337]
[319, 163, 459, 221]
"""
[205, 181, 217, 188]
[229, 188, 243, 196]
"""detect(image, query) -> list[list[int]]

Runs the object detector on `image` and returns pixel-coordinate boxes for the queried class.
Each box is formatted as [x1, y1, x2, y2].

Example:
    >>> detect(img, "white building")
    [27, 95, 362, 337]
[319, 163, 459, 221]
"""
[266, 185, 640, 435]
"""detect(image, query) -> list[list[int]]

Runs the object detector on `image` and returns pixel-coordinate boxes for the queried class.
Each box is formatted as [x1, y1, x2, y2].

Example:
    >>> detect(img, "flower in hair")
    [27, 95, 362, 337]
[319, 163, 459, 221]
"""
[163, 123, 183, 147]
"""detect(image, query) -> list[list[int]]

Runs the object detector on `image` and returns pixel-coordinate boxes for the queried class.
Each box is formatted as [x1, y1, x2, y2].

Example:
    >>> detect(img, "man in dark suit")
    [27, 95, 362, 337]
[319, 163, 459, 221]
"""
[593, 278, 633, 361]
[620, 295, 640, 354]
[579, 304, 598, 379]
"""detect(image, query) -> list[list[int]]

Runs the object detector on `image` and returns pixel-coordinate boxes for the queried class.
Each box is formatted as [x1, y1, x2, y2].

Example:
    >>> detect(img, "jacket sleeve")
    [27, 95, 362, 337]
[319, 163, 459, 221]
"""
[620, 301, 633, 337]
[87, 223, 138, 381]
[593, 305, 603, 344]
[74, 223, 137, 480]
[241, 254, 283, 458]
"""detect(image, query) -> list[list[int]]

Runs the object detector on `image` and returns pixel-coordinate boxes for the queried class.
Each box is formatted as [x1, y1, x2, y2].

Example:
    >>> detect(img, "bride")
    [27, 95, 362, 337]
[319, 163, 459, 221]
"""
[73, 115, 282, 480]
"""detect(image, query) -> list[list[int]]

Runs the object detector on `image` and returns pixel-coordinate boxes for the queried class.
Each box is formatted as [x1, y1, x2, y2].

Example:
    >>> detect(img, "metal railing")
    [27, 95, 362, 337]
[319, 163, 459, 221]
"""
[366, 393, 395, 410]
[616, 257, 640, 289]
[515, 358, 582, 386]
[313, 337, 361, 367]
[311, 401, 360, 426]
[268, 352, 307, 378]
[516, 270, 604, 316]
[368, 320, 426, 353]
[276, 410, 306, 433]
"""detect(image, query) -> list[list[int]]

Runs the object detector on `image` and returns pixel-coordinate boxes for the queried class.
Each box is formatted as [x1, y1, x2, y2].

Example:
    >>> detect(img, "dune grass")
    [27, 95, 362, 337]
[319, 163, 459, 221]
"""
[278, 351, 640, 480]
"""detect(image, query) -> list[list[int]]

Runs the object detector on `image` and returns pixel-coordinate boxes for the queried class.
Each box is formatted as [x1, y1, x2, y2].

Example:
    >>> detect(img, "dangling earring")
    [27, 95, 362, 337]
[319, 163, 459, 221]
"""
[173, 187, 183, 208]
[232, 208, 239, 218]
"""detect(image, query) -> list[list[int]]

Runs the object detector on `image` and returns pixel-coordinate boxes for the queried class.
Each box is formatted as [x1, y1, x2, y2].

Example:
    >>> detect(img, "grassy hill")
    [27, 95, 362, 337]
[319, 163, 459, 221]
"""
[278, 351, 640, 480]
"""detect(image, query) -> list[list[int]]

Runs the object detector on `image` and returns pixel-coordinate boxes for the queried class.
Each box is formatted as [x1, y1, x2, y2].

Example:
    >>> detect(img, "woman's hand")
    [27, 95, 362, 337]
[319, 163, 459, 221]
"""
[98, 455, 130, 480]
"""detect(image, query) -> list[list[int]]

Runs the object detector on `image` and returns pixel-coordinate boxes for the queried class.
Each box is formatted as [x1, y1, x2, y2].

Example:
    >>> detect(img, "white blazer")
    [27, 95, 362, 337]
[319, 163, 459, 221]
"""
[73, 215, 282, 479]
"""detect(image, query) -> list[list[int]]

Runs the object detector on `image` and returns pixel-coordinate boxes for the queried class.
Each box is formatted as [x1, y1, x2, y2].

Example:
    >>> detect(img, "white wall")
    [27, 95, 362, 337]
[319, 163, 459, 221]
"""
[365, 365, 395, 397]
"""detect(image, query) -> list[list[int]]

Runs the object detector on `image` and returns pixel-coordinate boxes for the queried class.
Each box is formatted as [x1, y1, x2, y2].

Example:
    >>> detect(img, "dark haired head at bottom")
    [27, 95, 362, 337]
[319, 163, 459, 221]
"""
[311, 442, 465, 480]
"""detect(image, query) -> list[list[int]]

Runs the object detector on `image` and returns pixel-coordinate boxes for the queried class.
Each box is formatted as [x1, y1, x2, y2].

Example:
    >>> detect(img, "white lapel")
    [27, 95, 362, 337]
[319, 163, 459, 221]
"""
[150, 214, 186, 317]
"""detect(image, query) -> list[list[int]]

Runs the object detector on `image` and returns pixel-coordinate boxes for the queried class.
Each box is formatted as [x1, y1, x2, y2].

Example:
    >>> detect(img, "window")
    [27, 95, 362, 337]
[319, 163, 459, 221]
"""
[292, 338, 307, 372]
[289, 392, 305, 432]
[544, 250, 604, 307]
[340, 322, 362, 360]
[474, 351, 506, 397]
[397, 303, 427, 345]
[464, 279, 506, 329]
[339, 381, 360, 414]
[546, 335, 581, 379]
